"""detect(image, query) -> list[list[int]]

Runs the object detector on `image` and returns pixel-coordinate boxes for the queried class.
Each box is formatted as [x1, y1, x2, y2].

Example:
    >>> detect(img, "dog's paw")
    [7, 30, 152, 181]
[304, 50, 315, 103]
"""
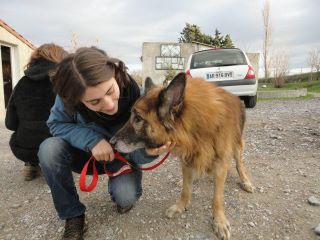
[239, 180, 254, 193]
[165, 204, 184, 219]
[211, 217, 231, 240]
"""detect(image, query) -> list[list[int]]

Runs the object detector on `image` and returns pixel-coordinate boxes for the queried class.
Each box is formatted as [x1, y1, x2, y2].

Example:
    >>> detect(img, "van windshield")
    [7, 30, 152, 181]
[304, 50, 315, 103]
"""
[190, 49, 247, 69]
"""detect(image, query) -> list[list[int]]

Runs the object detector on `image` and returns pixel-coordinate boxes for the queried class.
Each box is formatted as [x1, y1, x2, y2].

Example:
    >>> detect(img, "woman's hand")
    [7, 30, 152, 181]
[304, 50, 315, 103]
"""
[91, 139, 114, 161]
[145, 141, 175, 156]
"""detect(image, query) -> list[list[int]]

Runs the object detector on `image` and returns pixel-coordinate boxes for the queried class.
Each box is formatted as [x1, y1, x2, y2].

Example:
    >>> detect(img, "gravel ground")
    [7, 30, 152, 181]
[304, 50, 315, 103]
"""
[0, 99, 320, 240]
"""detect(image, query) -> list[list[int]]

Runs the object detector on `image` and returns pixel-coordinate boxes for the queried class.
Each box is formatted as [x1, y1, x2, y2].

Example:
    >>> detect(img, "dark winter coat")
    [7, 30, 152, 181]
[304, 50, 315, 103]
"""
[5, 59, 56, 164]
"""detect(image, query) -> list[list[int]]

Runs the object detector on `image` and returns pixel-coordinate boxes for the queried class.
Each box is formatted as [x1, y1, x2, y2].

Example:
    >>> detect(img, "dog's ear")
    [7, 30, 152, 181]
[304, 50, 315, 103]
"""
[144, 77, 156, 93]
[158, 72, 186, 130]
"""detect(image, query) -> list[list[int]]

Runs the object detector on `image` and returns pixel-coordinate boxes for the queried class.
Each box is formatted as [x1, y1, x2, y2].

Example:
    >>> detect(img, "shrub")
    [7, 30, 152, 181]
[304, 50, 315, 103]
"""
[130, 70, 143, 87]
[163, 67, 177, 86]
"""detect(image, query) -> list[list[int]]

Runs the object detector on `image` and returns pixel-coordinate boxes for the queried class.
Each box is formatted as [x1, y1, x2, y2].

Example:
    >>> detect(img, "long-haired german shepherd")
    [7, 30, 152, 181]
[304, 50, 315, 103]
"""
[110, 73, 254, 240]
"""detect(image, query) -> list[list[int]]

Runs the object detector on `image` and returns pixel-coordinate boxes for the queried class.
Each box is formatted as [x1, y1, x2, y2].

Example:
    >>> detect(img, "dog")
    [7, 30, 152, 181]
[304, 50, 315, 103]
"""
[110, 73, 254, 240]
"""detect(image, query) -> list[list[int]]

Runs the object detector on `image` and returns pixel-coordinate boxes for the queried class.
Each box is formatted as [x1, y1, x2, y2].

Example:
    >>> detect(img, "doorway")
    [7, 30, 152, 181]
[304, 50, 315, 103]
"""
[1, 45, 13, 108]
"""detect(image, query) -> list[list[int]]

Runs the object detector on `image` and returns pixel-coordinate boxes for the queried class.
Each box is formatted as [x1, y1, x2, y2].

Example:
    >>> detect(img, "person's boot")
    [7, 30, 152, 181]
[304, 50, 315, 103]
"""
[23, 162, 40, 181]
[116, 204, 133, 214]
[62, 214, 86, 240]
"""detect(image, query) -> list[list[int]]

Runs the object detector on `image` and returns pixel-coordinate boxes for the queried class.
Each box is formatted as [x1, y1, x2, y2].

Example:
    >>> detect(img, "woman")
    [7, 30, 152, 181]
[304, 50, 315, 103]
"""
[38, 47, 172, 240]
[5, 43, 67, 181]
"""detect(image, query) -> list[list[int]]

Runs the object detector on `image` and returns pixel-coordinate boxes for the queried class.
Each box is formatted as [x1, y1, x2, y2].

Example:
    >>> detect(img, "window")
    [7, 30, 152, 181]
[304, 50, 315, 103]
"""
[161, 45, 180, 57]
[191, 49, 247, 69]
[155, 44, 185, 70]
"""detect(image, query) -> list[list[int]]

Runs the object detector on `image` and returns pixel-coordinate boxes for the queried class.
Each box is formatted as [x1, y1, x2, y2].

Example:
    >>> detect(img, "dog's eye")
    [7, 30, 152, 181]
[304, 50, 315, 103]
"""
[135, 115, 143, 123]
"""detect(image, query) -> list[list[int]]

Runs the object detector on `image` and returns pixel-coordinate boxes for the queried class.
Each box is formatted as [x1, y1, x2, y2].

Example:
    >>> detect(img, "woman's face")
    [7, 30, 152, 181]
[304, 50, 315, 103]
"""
[81, 77, 120, 115]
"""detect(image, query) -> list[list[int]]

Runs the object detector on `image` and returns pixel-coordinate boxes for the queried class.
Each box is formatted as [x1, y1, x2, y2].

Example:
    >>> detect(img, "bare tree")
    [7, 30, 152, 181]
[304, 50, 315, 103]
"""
[271, 48, 289, 88]
[262, 0, 272, 78]
[308, 48, 320, 81]
[317, 56, 320, 80]
[70, 32, 78, 53]
[94, 38, 101, 47]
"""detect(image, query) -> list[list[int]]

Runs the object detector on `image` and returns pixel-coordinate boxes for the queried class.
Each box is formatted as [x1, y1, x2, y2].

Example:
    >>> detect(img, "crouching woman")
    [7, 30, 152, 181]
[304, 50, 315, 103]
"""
[38, 47, 171, 240]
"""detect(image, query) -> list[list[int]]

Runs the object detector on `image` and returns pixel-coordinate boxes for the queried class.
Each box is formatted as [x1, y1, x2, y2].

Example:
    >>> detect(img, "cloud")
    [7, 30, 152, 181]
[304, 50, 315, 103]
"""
[2, 0, 319, 70]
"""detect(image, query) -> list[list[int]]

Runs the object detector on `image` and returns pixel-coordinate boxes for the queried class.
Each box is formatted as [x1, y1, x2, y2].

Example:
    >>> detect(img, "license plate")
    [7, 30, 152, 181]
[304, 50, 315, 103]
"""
[206, 71, 233, 79]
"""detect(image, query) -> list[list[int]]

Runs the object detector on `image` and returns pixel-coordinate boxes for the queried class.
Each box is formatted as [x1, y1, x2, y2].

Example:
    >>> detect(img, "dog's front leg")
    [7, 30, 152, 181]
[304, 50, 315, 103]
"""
[211, 160, 231, 240]
[166, 164, 193, 218]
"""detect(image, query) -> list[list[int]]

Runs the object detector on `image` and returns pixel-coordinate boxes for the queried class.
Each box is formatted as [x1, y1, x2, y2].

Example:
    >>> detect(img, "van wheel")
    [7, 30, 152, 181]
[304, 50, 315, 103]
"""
[244, 95, 257, 108]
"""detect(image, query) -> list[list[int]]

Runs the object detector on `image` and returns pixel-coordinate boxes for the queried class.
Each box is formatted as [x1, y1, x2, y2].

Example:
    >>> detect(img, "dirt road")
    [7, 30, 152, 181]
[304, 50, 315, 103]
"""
[1, 99, 320, 240]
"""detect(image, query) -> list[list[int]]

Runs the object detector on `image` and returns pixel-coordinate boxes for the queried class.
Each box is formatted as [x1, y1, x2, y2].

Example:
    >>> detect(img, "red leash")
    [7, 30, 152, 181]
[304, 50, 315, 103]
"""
[79, 150, 170, 192]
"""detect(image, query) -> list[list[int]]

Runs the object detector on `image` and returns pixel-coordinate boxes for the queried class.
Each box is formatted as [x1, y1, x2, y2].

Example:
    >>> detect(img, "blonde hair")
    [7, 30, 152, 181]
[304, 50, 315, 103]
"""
[27, 43, 67, 67]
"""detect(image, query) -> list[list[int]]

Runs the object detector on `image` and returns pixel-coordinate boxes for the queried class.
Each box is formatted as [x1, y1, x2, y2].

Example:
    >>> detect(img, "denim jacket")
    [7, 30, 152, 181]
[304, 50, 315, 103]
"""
[47, 96, 156, 165]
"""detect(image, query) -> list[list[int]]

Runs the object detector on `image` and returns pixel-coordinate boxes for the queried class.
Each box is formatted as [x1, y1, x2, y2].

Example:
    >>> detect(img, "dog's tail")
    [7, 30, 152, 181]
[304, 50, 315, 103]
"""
[240, 101, 246, 134]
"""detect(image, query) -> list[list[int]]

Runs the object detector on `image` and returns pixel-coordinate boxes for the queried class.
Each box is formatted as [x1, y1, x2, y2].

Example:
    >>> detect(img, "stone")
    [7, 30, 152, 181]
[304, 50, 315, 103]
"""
[308, 196, 320, 206]
[314, 223, 320, 235]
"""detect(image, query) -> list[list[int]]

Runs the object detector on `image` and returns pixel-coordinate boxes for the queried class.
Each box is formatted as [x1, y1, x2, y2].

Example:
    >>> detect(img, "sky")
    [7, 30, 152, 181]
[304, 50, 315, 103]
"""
[1, 0, 320, 74]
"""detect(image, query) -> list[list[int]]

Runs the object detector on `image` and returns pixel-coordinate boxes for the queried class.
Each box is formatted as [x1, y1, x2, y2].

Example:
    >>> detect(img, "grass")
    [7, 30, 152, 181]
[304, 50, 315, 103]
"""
[258, 80, 320, 93]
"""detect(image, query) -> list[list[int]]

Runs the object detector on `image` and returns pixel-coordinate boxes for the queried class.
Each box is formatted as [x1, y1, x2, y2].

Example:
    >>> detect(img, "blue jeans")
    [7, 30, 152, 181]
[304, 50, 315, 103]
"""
[38, 137, 142, 220]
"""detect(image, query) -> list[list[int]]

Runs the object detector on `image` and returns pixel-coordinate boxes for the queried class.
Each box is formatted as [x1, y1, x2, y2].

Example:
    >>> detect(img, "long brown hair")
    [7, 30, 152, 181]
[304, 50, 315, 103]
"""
[51, 46, 131, 113]
[27, 43, 67, 67]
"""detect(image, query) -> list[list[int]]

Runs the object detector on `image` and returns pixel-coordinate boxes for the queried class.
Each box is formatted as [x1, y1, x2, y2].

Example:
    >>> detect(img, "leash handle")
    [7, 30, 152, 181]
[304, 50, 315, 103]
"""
[79, 155, 133, 192]
[79, 156, 98, 192]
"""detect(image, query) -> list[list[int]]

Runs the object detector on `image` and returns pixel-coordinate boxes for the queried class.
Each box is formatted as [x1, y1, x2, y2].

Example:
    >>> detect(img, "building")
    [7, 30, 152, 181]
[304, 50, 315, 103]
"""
[0, 19, 35, 118]
[141, 42, 259, 85]
[142, 42, 212, 84]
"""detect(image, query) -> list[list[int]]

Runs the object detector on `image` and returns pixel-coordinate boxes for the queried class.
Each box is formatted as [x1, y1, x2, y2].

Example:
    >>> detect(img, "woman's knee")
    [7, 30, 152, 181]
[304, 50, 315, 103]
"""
[112, 185, 137, 207]
[110, 173, 142, 207]
[38, 137, 71, 168]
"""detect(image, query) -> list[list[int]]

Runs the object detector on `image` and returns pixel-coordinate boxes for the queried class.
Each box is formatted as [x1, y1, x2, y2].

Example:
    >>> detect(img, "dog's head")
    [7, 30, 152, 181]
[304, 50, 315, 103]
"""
[110, 72, 186, 153]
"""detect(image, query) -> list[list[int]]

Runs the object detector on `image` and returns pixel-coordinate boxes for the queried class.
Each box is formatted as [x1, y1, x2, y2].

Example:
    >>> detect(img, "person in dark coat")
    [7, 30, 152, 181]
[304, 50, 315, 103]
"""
[5, 43, 67, 181]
